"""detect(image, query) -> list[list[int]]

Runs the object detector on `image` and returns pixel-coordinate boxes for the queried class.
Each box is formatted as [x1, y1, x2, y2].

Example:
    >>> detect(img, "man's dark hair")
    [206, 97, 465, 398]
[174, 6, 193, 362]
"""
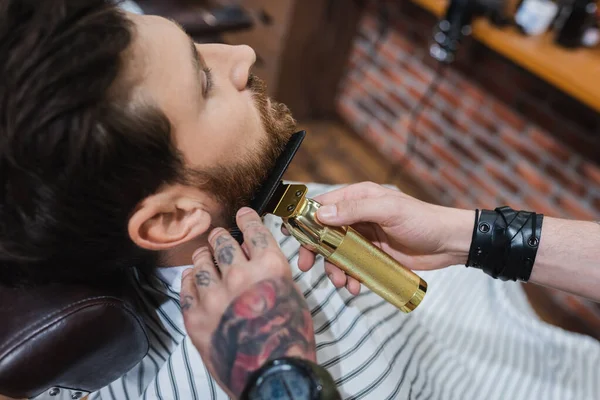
[0, 0, 184, 286]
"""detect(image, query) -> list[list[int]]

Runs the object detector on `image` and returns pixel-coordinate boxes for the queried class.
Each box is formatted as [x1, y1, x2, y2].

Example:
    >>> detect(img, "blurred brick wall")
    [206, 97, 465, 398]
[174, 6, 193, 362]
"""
[336, 1, 600, 219]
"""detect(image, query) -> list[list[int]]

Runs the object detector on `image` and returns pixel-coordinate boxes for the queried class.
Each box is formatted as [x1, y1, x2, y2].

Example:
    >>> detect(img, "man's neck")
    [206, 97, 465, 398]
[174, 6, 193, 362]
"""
[160, 236, 209, 268]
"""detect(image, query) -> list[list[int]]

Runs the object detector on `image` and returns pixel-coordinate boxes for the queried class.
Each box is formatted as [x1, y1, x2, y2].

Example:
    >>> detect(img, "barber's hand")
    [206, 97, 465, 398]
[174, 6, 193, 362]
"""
[293, 182, 474, 294]
[180, 207, 316, 400]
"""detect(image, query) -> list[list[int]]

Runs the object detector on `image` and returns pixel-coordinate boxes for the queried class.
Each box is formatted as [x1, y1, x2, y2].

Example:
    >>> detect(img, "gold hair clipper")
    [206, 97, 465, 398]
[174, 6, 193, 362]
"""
[265, 183, 427, 313]
[235, 130, 427, 313]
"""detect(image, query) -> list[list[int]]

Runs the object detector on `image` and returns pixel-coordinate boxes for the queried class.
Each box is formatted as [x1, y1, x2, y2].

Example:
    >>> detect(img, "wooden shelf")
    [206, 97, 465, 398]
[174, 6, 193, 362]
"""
[410, 0, 600, 113]
[411, 0, 446, 15]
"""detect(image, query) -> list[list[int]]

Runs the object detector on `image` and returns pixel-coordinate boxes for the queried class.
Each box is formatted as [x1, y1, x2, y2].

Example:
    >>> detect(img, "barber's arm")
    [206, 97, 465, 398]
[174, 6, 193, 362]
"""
[180, 208, 339, 400]
[295, 182, 600, 302]
[526, 217, 599, 300]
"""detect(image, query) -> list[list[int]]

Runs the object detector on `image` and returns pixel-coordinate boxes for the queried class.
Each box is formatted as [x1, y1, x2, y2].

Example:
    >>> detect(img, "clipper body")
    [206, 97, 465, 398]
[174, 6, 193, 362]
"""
[240, 130, 428, 313]
[268, 183, 427, 313]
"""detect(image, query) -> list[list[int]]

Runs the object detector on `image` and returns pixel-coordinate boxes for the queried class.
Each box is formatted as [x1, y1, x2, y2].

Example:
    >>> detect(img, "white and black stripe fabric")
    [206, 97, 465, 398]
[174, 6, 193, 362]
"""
[90, 184, 600, 400]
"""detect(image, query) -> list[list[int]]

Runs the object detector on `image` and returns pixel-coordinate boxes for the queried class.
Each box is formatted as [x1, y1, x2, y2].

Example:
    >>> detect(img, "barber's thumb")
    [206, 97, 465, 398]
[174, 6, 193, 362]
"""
[317, 198, 384, 226]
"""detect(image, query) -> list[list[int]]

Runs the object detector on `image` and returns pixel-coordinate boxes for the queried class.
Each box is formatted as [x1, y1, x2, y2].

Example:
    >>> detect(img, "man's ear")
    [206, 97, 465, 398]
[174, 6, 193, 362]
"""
[128, 185, 212, 251]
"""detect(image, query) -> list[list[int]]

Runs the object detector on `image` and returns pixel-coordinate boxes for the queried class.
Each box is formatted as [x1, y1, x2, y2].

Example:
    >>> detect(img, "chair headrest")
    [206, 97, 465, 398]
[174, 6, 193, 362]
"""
[0, 275, 149, 399]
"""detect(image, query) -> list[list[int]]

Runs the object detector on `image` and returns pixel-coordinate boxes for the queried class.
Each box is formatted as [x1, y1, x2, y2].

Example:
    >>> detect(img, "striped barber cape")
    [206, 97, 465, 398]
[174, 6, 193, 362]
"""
[91, 184, 600, 400]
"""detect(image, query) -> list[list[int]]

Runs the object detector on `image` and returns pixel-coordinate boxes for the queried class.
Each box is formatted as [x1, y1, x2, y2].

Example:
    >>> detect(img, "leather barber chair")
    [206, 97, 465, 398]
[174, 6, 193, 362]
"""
[0, 2, 254, 399]
[0, 273, 148, 400]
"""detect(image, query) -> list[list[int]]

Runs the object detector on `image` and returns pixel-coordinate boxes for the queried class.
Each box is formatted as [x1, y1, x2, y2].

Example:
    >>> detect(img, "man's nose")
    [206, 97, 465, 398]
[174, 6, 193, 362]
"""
[229, 45, 256, 91]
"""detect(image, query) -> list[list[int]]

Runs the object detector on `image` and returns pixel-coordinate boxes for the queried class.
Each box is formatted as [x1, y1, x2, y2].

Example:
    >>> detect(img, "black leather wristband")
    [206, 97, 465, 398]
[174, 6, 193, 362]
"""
[466, 209, 507, 278]
[467, 207, 543, 282]
[494, 206, 543, 282]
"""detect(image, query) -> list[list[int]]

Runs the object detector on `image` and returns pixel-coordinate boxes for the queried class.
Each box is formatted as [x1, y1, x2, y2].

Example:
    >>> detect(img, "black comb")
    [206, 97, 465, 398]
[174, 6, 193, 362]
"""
[230, 130, 306, 244]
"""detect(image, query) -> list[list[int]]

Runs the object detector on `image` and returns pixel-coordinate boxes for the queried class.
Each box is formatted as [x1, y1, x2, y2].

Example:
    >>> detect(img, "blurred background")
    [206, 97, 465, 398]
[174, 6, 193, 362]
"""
[129, 0, 600, 218]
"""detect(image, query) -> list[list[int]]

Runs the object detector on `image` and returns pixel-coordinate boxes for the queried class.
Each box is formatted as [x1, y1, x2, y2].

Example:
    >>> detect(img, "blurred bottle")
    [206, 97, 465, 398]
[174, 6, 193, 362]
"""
[515, 0, 560, 35]
[430, 0, 476, 63]
[553, 0, 598, 48]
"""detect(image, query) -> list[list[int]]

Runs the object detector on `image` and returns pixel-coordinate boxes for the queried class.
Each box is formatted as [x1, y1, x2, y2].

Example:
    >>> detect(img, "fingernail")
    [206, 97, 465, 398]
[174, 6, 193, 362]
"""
[182, 268, 193, 279]
[318, 205, 337, 220]
[237, 207, 253, 217]
[327, 273, 334, 283]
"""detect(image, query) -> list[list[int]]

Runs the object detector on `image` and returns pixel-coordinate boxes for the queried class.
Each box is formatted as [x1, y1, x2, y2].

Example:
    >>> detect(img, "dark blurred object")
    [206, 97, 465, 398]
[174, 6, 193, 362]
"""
[480, 0, 514, 26]
[135, 0, 253, 41]
[430, 0, 477, 63]
[553, 0, 598, 48]
[431, 0, 509, 63]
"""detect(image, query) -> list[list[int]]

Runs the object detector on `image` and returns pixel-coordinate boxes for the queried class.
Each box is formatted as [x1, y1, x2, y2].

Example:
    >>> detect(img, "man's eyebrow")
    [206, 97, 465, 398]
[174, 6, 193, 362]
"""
[169, 19, 206, 91]
[189, 38, 202, 74]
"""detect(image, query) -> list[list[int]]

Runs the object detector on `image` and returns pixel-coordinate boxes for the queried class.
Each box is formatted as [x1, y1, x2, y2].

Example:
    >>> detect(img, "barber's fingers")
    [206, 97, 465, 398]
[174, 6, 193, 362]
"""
[325, 262, 345, 288]
[324, 263, 362, 295]
[346, 276, 362, 295]
[180, 247, 222, 311]
[191, 247, 220, 294]
[192, 247, 219, 274]
[317, 196, 395, 227]
[297, 246, 316, 271]
[241, 242, 251, 258]
[236, 207, 279, 259]
[300, 248, 362, 295]
[297, 233, 362, 295]
[282, 182, 381, 237]
[313, 182, 387, 207]
[180, 268, 200, 312]
[209, 228, 246, 270]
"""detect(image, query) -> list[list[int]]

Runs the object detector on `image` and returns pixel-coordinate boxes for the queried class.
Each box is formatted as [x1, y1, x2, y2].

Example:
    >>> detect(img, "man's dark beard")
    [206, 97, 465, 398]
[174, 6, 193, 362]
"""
[188, 74, 297, 227]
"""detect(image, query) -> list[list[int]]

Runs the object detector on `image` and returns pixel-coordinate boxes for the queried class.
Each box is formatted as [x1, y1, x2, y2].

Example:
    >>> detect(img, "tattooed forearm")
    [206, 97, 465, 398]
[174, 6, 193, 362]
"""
[181, 295, 194, 311]
[215, 236, 235, 265]
[195, 271, 212, 287]
[210, 277, 315, 397]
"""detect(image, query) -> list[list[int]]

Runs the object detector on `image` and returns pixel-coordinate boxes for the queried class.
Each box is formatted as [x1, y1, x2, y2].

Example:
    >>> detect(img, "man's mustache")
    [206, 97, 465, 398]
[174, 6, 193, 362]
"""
[246, 73, 266, 94]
